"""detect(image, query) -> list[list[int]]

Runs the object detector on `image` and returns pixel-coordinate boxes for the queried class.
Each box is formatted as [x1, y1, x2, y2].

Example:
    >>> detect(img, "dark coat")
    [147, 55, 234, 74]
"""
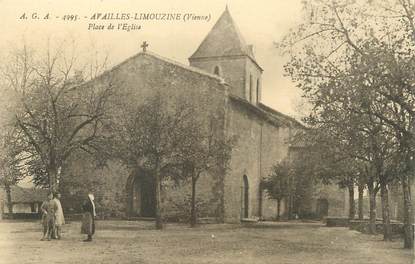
[81, 198, 95, 235]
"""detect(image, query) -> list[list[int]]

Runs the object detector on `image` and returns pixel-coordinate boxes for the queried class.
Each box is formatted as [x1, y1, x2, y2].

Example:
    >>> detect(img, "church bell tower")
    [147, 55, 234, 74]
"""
[189, 7, 263, 104]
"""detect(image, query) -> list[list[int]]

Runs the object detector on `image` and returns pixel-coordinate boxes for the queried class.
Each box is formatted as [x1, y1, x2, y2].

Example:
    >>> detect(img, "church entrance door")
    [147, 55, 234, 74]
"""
[316, 198, 329, 219]
[129, 170, 156, 217]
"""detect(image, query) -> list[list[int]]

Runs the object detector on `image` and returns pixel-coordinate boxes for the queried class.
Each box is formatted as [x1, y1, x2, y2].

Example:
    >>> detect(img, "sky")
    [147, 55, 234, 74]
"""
[0, 0, 305, 118]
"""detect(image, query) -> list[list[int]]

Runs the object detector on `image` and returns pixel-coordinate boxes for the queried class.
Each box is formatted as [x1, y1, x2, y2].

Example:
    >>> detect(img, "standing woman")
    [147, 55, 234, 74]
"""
[40, 196, 50, 241]
[53, 192, 65, 239]
[81, 192, 96, 242]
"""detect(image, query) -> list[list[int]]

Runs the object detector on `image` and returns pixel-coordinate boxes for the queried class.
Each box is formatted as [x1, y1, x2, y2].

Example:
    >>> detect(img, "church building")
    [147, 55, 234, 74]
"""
[66, 7, 304, 223]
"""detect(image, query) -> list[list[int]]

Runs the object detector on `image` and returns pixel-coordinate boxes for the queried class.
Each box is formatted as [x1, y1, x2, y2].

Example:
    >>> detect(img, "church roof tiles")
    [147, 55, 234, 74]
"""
[229, 95, 303, 128]
[88, 49, 299, 129]
[189, 8, 260, 69]
[80, 6, 300, 129]
[142, 51, 226, 84]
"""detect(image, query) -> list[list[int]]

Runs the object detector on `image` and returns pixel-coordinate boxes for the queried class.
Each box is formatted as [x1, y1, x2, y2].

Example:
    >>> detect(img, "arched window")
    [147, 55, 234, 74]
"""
[213, 66, 220, 76]
[242, 175, 249, 218]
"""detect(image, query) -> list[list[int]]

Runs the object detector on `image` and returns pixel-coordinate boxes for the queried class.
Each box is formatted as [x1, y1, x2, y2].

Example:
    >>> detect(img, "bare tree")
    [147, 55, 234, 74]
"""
[1, 41, 115, 191]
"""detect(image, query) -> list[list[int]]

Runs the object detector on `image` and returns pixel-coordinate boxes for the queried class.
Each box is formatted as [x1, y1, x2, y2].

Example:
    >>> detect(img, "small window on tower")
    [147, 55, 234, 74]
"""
[256, 78, 260, 103]
[214, 66, 220, 76]
[249, 74, 253, 102]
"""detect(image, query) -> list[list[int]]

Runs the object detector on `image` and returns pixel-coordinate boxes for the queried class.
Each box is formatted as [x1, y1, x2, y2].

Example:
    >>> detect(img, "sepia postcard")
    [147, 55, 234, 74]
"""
[0, 0, 413, 263]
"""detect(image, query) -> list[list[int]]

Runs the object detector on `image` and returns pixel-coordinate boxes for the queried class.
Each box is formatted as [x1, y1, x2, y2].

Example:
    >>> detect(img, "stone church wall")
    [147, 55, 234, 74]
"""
[312, 184, 348, 218]
[190, 57, 247, 99]
[244, 58, 262, 104]
[61, 53, 229, 220]
[390, 182, 415, 222]
[259, 124, 291, 220]
[223, 99, 292, 222]
[60, 153, 130, 217]
[189, 57, 262, 104]
[59, 52, 301, 223]
[223, 100, 262, 222]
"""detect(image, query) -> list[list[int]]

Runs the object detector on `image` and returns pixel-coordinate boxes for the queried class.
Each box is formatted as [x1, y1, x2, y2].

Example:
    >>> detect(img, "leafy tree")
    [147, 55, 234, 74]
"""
[113, 93, 198, 229]
[179, 117, 235, 227]
[0, 127, 25, 213]
[291, 128, 366, 220]
[280, 0, 415, 246]
[261, 160, 294, 220]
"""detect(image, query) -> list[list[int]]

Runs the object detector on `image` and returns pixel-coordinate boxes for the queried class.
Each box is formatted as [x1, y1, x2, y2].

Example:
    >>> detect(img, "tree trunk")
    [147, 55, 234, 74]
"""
[5, 184, 13, 214]
[348, 182, 355, 220]
[358, 184, 364, 220]
[48, 164, 58, 192]
[402, 174, 413, 249]
[367, 183, 377, 234]
[380, 183, 392, 241]
[190, 177, 197, 227]
[287, 195, 293, 220]
[154, 167, 163, 230]
[0, 200, 3, 220]
[277, 199, 281, 221]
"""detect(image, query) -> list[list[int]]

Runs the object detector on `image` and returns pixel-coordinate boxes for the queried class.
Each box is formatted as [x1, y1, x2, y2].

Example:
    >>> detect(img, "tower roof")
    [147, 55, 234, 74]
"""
[189, 8, 259, 66]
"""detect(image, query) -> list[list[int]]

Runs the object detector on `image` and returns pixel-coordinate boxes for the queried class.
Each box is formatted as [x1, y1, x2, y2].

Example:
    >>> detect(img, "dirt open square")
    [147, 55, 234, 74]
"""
[0, 220, 412, 264]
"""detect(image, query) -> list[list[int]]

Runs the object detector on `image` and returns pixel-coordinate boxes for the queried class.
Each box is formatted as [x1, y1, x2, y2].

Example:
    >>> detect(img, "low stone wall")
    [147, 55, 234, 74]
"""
[349, 220, 404, 236]
[326, 218, 406, 238]
[66, 213, 130, 221]
[326, 217, 350, 227]
[2, 213, 41, 220]
[64, 214, 84, 221]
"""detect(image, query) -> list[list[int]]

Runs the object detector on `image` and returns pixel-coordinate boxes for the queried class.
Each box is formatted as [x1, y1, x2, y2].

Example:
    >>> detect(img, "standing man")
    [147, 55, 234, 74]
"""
[40, 192, 57, 241]
[53, 192, 65, 239]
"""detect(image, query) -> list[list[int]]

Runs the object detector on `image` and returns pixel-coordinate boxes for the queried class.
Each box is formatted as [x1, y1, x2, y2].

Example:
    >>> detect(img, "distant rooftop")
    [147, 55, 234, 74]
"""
[0, 186, 47, 203]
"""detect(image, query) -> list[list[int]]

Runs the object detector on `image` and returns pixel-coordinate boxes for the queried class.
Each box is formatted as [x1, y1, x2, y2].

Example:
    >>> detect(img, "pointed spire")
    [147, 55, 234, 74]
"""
[189, 7, 257, 62]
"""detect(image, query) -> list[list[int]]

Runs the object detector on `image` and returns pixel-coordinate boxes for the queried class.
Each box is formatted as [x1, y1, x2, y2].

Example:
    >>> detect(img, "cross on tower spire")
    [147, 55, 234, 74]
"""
[141, 41, 149, 52]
